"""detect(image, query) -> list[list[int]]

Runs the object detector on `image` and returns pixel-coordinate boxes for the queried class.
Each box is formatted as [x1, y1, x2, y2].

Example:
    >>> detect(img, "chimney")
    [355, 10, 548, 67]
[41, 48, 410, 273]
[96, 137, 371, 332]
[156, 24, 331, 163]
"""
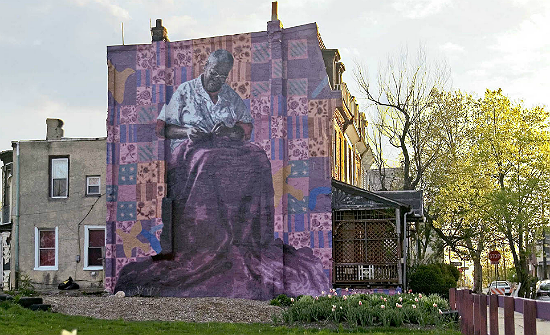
[151, 19, 169, 42]
[271, 2, 278, 21]
[46, 118, 64, 140]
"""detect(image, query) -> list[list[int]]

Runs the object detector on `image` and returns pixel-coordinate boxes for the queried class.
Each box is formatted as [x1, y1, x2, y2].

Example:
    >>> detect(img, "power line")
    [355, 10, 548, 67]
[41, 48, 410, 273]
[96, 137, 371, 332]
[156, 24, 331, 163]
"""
[19, 194, 106, 216]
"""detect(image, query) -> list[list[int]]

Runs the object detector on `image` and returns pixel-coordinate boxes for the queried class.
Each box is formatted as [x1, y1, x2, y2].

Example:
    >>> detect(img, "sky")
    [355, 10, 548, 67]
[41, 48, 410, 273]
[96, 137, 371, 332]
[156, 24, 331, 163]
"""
[0, 0, 549, 151]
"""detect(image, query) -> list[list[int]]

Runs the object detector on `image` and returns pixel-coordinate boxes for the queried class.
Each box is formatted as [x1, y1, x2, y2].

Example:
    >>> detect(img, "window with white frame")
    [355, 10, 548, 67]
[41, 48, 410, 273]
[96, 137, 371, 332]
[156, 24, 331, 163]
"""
[50, 157, 69, 198]
[34, 227, 58, 270]
[86, 176, 101, 196]
[84, 226, 105, 270]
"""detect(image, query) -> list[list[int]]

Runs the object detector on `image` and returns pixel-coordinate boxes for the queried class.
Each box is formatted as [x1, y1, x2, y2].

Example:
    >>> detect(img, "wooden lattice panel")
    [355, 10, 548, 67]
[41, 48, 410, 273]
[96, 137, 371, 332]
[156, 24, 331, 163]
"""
[334, 240, 365, 263]
[365, 221, 396, 239]
[366, 239, 398, 263]
[333, 209, 400, 284]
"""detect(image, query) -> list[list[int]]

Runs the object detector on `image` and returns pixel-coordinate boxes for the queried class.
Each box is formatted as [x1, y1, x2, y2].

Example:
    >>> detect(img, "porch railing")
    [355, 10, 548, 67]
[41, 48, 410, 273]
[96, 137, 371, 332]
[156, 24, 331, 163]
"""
[334, 263, 398, 284]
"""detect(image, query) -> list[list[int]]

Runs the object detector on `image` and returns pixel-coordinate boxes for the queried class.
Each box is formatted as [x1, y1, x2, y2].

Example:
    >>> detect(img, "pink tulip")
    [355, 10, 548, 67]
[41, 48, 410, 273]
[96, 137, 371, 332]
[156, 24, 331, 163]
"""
[358, 301, 362, 306]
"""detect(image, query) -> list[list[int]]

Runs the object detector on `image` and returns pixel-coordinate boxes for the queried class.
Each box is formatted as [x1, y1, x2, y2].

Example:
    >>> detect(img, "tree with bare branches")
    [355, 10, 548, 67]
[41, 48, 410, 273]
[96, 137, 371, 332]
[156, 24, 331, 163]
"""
[355, 47, 450, 191]
[355, 47, 451, 264]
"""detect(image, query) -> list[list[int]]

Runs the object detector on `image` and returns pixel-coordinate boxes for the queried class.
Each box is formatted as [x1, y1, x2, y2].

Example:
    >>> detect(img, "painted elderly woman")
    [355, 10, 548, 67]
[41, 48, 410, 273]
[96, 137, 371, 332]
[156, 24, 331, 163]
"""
[114, 50, 329, 299]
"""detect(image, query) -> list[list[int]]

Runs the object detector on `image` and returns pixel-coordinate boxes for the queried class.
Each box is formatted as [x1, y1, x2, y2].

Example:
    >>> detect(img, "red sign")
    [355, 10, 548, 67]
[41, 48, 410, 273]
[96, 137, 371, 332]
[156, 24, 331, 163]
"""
[489, 251, 501, 264]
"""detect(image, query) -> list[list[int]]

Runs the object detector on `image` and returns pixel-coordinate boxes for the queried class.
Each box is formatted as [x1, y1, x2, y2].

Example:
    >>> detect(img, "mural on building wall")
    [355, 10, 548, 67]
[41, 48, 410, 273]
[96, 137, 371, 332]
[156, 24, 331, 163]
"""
[106, 23, 340, 299]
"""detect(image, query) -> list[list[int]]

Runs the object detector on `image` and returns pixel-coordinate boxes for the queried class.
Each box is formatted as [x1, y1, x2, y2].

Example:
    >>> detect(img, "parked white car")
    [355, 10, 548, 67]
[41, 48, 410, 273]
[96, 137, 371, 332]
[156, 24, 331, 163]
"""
[536, 280, 550, 298]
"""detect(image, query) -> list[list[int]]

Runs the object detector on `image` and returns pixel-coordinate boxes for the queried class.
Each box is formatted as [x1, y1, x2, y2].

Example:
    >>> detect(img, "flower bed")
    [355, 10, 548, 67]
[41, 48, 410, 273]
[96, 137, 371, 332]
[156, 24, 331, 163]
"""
[279, 290, 452, 328]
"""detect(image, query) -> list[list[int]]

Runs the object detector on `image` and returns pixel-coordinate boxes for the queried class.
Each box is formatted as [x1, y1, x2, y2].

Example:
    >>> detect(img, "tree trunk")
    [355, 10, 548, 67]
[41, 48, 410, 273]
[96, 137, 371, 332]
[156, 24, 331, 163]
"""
[516, 255, 530, 297]
[465, 237, 484, 293]
[472, 257, 483, 293]
[507, 228, 531, 297]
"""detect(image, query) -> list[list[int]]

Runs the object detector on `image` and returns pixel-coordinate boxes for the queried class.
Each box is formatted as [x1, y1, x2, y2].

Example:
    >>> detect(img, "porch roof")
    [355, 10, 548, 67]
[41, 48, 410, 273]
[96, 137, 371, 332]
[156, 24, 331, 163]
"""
[331, 179, 423, 220]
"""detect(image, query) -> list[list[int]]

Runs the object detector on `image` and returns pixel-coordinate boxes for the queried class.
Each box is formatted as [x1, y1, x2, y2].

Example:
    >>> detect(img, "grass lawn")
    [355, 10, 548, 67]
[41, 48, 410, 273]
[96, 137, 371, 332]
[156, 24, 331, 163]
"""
[0, 303, 460, 335]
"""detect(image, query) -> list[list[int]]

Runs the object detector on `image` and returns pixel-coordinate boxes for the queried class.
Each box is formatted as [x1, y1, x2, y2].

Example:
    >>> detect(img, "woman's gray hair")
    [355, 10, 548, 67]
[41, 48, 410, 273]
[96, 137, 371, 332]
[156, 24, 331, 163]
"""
[207, 49, 234, 67]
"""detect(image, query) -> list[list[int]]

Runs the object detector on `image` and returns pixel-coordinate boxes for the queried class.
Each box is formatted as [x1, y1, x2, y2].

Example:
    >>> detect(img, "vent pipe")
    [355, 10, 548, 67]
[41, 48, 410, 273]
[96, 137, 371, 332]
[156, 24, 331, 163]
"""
[271, 2, 278, 21]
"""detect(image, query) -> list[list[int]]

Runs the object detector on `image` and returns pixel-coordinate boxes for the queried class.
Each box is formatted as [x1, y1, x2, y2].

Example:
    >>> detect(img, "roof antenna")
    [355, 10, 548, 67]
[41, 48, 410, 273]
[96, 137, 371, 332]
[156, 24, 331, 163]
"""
[121, 22, 125, 45]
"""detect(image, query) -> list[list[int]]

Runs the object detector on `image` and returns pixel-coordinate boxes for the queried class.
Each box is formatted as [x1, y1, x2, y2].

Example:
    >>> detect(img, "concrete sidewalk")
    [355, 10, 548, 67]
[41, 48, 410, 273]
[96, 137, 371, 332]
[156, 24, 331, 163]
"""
[489, 307, 550, 335]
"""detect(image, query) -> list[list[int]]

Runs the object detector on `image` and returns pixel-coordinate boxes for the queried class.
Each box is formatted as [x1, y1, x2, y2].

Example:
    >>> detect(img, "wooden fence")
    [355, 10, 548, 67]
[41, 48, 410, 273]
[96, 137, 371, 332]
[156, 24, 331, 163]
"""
[450, 288, 550, 335]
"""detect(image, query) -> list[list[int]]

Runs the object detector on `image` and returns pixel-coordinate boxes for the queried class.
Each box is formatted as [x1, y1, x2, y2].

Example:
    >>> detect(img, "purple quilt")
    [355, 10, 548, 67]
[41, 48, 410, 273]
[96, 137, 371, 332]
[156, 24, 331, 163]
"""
[114, 136, 329, 299]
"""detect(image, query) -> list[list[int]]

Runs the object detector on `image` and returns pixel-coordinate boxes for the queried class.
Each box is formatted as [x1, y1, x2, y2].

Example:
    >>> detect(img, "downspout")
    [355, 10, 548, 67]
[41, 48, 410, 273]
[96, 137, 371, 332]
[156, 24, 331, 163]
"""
[12, 141, 20, 290]
[396, 208, 402, 286]
[402, 207, 414, 291]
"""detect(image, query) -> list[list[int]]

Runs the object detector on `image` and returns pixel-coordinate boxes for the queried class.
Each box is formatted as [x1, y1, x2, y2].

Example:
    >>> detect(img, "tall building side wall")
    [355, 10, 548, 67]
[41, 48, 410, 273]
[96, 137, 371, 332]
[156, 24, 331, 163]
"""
[105, 22, 341, 296]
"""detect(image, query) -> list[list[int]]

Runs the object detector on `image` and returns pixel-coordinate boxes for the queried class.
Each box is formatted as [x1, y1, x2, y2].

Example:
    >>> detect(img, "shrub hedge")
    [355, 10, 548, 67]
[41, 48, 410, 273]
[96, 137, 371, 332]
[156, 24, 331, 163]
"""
[408, 263, 459, 298]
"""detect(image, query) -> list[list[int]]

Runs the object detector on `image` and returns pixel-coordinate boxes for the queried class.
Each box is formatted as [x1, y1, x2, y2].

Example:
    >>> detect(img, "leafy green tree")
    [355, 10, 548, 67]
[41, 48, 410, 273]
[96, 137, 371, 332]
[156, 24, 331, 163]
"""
[424, 89, 550, 295]
[472, 89, 550, 296]
[422, 90, 499, 293]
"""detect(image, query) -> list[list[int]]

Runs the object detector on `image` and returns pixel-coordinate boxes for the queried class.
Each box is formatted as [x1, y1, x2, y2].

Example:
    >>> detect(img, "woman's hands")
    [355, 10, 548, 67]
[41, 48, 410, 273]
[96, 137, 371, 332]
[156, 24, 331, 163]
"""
[212, 123, 244, 141]
[157, 120, 248, 142]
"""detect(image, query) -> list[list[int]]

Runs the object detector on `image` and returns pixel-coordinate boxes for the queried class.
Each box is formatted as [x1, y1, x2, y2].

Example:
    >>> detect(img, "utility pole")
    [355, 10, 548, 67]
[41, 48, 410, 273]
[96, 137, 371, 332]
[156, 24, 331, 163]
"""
[543, 229, 548, 280]
[503, 253, 506, 280]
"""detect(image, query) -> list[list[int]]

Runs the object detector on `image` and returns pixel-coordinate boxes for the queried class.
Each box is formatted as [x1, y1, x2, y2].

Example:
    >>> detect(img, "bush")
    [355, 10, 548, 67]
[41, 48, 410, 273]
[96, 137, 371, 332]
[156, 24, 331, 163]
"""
[5, 274, 38, 298]
[281, 292, 450, 328]
[409, 263, 458, 298]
